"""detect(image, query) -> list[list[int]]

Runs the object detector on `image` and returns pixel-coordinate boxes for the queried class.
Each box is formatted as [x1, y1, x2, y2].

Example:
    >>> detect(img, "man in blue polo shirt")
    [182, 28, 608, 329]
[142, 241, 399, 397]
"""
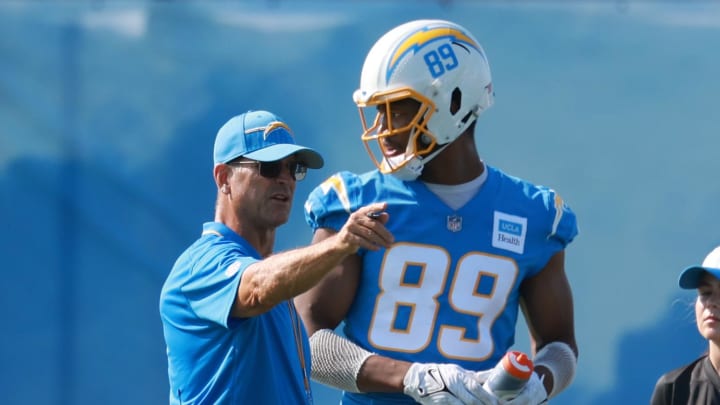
[159, 110, 394, 404]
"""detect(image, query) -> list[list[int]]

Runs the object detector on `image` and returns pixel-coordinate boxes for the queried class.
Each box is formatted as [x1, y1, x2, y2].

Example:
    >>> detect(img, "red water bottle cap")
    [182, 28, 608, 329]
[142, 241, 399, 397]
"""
[501, 351, 534, 380]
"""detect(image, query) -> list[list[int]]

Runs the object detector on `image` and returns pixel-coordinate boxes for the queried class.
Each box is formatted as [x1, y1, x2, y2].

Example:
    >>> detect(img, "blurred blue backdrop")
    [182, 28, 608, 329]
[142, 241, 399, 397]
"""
[1, 1, 719, 404]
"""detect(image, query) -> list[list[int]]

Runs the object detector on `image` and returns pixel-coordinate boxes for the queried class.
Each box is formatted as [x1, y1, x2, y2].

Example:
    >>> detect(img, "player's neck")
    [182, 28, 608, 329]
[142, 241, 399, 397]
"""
[420, 137, 483, 185]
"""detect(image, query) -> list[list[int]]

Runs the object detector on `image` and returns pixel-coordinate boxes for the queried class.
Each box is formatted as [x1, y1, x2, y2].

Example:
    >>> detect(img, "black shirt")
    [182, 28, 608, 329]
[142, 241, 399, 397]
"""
[651, 355, 720, 405]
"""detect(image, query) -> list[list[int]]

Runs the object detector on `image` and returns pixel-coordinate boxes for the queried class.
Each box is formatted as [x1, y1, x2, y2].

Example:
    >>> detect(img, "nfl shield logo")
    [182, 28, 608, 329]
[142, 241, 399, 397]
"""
[447, 215, 462, 232]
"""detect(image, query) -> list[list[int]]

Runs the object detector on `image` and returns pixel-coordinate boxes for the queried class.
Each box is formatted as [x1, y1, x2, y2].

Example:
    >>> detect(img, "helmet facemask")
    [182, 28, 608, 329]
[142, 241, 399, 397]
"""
[356, 87, 439, 179]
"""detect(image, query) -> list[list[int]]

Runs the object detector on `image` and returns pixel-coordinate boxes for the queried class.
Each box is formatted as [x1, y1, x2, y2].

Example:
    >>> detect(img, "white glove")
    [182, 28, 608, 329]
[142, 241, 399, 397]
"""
[403, 362, 500, 405]
[482, 372, 548, 405]
[475, 369, 494, 385]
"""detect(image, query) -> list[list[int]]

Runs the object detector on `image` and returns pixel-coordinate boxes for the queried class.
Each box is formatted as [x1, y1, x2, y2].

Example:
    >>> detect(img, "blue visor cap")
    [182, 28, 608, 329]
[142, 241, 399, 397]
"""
[678, 246, 720, 289]
[213, 110, 324, 168]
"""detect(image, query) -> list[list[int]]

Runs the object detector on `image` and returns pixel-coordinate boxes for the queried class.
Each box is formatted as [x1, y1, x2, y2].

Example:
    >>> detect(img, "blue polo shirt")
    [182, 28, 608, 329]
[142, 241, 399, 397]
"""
[160, 222, 312, 404]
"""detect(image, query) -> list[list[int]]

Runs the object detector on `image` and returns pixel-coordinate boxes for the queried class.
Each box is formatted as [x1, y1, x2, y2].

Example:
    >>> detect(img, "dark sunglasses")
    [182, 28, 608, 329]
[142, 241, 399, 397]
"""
[228, 159, 308, 181]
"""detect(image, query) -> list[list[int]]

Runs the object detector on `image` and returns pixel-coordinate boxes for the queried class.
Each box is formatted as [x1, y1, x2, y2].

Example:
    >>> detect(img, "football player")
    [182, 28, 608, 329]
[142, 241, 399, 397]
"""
[295, 19, 579, 405]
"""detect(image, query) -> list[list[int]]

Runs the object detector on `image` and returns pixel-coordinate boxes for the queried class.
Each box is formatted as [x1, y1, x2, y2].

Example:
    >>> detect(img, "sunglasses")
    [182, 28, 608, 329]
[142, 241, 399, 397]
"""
[228, 159, 308, 181]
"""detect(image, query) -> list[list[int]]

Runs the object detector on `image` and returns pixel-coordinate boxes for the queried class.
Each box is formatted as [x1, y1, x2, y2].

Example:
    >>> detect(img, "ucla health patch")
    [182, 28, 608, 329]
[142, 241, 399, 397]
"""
[492, 211, 527, 254]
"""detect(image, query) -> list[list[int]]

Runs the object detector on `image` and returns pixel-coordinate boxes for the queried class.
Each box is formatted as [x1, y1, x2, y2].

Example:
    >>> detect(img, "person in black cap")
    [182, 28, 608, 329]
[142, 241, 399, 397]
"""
[651, 245, 720, 405]
[159, 110, 394, 405]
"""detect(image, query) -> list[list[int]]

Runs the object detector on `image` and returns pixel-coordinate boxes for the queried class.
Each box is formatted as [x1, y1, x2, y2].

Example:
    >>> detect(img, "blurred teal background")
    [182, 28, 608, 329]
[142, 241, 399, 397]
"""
[1, 1, 719, 404]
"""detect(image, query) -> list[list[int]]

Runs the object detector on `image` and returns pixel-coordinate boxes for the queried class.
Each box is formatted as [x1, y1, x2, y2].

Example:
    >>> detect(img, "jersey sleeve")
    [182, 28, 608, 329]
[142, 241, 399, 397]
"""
[540, 187, 578, 248]
[304, 171, 364, 232]
[520, 184, 578, 277]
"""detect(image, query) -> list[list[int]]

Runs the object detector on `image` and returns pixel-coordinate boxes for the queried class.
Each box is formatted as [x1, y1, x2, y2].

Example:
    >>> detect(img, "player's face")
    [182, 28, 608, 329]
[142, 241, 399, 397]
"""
[695, 272, 720, 343]
[377, 98, 421, 157]
[227, 156, 298, 228]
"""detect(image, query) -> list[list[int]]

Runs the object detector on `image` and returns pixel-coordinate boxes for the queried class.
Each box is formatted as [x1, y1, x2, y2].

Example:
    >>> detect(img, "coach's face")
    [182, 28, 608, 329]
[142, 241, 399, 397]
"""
[228, 157, 298, 229]
[695, 272, 720, 342]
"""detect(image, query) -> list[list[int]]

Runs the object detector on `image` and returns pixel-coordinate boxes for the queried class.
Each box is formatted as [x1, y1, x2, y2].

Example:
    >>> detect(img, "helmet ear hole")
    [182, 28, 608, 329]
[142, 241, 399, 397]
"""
[450, 88, 462, 115]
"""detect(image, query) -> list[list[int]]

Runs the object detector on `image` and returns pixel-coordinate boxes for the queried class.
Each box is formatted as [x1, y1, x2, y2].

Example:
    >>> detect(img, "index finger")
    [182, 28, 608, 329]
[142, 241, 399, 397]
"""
[360, 202, 388, 218]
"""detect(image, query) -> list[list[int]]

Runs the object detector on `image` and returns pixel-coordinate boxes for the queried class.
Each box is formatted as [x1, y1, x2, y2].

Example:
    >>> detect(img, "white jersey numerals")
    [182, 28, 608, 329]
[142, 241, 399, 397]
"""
[368, 243, 517, 361]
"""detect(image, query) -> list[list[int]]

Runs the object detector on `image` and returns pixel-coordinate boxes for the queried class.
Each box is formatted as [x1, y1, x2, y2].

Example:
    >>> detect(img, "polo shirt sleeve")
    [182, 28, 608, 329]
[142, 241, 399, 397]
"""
[182, 251, 258, 328]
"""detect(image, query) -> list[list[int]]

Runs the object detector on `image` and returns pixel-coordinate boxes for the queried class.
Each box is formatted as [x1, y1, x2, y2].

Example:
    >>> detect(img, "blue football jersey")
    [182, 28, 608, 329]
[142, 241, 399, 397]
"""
[304, 165, 577, 404]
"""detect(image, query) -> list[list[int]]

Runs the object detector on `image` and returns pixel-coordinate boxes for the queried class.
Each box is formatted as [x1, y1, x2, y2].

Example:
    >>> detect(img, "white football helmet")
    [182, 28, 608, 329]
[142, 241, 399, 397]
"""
[353, 19, 494, 180]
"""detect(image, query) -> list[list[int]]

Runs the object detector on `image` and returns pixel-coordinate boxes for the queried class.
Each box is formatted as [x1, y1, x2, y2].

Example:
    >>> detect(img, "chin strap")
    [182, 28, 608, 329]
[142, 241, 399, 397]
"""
[386, 142, 452, 181]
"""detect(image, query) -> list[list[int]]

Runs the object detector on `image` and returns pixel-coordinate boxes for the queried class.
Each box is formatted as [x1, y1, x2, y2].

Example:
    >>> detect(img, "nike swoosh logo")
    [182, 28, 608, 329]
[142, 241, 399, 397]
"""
[421, 367, 447, 396]
[428, 368, 443, 385]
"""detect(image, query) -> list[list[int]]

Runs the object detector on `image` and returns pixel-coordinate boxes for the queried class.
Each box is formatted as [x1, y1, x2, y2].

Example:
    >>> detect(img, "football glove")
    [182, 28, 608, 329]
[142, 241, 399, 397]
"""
[403, 362, 500, 405]
[482, 372, 547, 405]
